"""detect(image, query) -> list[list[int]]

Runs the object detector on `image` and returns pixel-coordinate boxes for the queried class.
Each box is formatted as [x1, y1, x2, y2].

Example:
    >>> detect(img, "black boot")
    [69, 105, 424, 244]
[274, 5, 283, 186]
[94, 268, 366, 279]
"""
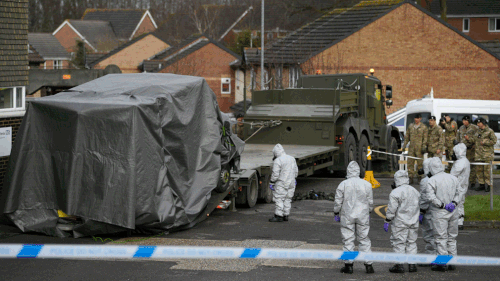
[389, 264, 405, 273]
[418, 263, 431, 267]
[365, 264, 374, 273]
[469, 183, 475, 190]
[448, 265, 456, 271]
[459, 225, 464, 230]
[475, 184, 485, 191]
[340, 263, 353, 274]
[431, 264, 447, 272]
[283, 215, 289, 221]
[408, 264, 417, 272]
[269, 215, 283, 222]
[409, 177, 414, 185]
[485, 185, 491, 192]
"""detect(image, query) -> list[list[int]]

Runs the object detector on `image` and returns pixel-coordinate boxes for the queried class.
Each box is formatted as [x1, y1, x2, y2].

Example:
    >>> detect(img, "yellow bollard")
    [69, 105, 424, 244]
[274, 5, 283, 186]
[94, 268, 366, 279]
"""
[364, 146, 381, 189]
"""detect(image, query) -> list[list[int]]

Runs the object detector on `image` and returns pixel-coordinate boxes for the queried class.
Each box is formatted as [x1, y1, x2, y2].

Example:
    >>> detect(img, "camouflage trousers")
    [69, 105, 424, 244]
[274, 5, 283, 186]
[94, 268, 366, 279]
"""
[427, 151, 442, 158]
[476, 162, 492, 186]
[466, 149, 476, 185]
[445, 144, 454, 172]
[407, 146, 423, 179]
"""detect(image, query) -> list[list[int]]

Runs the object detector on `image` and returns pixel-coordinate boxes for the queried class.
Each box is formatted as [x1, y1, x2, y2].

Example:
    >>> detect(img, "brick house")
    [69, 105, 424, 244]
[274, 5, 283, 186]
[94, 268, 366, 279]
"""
[143, 35, 242, 112]
[424, 0, 500, 42]
[0, 0, 28, 194]
[244, 0, 500, 113]
[53, 9, 157, 54]
[28, 33, 71, 70]
[91, 33, 170, 73]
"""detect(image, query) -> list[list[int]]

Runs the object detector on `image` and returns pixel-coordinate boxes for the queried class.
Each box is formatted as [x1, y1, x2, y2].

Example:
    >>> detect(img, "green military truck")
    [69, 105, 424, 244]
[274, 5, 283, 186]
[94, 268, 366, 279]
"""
[198, 73, 401, 218]
[242, 73, 400, 176]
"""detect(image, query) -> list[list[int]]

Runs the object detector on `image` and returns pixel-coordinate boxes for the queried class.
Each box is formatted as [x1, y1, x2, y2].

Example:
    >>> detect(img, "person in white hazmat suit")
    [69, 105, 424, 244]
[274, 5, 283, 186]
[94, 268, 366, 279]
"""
[426, 156, 461, 272]
[417, 158, 436, 266]
[333, 161, 374, 274]
[450, 143, 470, 230]
[384, 170, 420, 274]
[269, 144, 298, 222]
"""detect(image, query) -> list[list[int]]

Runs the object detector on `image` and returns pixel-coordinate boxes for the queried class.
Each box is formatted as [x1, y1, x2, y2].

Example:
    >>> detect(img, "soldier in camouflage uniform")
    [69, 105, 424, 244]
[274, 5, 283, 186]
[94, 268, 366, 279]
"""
[441, 114, 458, 172]
[457, 116, 479, 189]
[427, 116, 445, 158]
[472, 118, 497, 192]
[403, 114, 428, 184]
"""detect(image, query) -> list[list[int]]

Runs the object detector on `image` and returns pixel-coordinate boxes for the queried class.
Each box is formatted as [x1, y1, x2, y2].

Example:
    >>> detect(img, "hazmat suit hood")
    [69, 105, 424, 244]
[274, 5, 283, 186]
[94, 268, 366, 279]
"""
[423, 158, 431, 176]
[394, 170, 410, 187]
[429, 157, 444, 176]
[346, 161, 360, 179]
[453, 143, 467, 160]
[273, 143, 285, 158]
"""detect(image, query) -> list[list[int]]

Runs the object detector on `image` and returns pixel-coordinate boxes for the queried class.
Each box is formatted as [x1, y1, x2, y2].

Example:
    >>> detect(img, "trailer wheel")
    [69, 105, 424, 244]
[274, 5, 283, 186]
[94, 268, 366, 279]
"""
[215, 164, 231, 193]
[358, 135, 369, 178]
[388, 137, 399, 172]
[245, 179, 258, 208]
[344, 133, 357, 168]
[258, 174, 273, 204]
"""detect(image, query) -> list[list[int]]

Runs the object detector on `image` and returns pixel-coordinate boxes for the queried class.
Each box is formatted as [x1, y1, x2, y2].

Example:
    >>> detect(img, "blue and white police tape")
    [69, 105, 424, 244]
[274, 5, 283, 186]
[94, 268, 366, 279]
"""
[1, 244, 500, 266]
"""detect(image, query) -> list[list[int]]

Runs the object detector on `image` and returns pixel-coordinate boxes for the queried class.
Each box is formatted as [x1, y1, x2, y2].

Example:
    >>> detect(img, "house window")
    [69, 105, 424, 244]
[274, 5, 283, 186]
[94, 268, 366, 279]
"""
[0, 87, 25, 111]
[463, 18, 470, 32]
[53, 60, 63, 69]
[221, 78, 231, 94]
[489, 18, 500, 32]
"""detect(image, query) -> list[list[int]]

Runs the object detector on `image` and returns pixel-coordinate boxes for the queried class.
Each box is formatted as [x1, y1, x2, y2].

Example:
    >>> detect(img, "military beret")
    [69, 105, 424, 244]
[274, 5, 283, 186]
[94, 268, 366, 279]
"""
[429, 116, 437, 120]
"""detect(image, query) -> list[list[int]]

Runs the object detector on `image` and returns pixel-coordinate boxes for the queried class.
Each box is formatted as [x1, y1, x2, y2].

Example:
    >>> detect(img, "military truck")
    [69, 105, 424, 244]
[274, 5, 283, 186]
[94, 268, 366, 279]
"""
[205, 73, 401, 213]
[242, 73, 401, 176]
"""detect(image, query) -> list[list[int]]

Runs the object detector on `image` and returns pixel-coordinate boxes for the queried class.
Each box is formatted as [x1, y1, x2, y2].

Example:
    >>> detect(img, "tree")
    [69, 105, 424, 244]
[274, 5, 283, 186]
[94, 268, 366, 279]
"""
[71, 40, 87, 69]
[228, 29, 261, 55]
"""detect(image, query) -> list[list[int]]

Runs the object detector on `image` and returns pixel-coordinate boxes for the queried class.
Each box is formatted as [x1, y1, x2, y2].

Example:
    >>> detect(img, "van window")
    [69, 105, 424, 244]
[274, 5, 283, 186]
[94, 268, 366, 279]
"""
[442, 113, 500, 133]
[407, 112, 431, 126]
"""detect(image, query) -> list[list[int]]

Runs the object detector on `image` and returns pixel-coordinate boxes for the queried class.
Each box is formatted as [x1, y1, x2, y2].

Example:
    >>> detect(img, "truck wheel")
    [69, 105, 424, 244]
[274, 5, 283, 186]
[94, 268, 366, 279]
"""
[344, 133, 357, 168]
[245, 179, 258, 208]
[388, 137, 399, 171]
[215, 164, 231, 193]
[358, 135, 369, 177]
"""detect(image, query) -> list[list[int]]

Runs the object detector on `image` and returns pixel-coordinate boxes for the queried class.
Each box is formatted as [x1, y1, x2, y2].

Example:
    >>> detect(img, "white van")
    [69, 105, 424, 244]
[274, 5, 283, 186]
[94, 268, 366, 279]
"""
[404, 97, 500, 160]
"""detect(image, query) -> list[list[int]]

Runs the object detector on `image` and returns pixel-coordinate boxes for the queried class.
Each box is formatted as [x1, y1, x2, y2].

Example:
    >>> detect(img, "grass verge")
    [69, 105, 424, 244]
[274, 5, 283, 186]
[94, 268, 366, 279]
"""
[464, 195, 500, 221]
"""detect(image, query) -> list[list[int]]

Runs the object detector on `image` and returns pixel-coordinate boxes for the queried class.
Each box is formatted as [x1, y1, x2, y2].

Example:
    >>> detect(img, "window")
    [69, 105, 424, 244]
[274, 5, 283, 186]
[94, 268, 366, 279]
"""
[442, 113, 500, 133]
[463, 18, 470, 32]
[489, 18, 500, 32]
[0, 87, 25, 111]
[221, 78, 231, 94]
[53, 60, 62, 69]
[288, 67, 299, 88]
[407, 112, 432, 126]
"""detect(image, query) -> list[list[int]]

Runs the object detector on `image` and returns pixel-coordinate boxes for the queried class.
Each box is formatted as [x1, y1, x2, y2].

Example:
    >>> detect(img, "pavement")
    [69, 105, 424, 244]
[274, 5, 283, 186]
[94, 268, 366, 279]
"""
[0, 177, 499, 280]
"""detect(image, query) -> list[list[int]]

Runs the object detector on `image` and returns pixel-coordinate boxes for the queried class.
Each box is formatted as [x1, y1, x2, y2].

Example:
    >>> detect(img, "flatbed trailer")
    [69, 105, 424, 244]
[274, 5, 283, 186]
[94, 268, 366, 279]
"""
[195, 144, 338, 221]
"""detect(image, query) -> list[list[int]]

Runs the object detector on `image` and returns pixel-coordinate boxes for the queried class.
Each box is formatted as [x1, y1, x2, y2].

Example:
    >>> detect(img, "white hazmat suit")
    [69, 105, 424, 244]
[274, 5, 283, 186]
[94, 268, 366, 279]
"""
[427, 157, 461, 256]
[386, 170, 420, 258]
[334, 161, 374, 265]
[270, 144, 298, 217]
[419, 158, 436, 255]
[450, 143, 470, 227]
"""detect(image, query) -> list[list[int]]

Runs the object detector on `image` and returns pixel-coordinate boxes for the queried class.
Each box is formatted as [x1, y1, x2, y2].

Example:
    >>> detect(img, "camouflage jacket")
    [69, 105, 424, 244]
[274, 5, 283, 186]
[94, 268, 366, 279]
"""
[457, 124, 478, 149]
[444, 120, 458, 146]
[403, 123, 428, 149]
[473, 125, 497, 161]
[427, 124, 445, 153]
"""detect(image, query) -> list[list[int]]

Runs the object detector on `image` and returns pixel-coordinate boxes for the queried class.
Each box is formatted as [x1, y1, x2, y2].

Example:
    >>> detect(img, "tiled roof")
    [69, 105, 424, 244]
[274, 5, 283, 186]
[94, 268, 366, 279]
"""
[85, 53, 106, 66]
[143, 34, 241, 72]
[89, 33, 169, 68]
[68, 20, 120, 52]
[28, 33, 70, 60]
[251, 0, 405, 65]
[28, 44, 45, 63]
[480, 40, 500, 57]
[82, 9, 148, 40]
[429, 0, 500, 16]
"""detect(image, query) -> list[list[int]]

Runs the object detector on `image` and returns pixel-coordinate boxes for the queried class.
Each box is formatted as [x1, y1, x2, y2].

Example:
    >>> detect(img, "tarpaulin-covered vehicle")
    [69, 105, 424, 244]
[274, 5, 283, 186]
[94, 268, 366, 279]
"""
[0, 73, 244, 237]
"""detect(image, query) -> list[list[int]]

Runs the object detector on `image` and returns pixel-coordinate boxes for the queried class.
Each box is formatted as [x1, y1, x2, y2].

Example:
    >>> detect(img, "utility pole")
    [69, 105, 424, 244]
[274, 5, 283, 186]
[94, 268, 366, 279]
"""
[261, 0, 264, 90]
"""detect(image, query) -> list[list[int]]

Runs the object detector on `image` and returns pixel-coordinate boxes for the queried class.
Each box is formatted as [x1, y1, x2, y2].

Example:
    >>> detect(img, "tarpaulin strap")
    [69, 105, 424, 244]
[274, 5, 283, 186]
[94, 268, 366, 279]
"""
[1, 244, 500, 266]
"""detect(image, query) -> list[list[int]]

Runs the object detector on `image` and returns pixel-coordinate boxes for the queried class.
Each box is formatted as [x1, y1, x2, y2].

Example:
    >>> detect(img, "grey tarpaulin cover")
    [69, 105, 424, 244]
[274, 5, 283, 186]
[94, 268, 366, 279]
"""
[1, 73, 244, 238]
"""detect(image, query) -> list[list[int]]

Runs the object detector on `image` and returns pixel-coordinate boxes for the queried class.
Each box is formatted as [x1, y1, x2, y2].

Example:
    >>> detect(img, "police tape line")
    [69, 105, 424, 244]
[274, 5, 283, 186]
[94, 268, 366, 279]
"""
[0, 244, 500, 266]
[370, 150, 494, 166]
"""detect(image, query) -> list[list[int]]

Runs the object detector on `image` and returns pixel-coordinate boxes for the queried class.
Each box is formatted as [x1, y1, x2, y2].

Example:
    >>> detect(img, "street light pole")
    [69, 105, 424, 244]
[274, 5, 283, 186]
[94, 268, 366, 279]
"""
[261, 0, 264, 90]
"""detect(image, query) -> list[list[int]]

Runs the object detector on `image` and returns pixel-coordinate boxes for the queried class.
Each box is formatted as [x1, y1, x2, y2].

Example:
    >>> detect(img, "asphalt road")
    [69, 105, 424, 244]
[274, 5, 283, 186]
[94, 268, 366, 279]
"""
[0, 177, 499, 281]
